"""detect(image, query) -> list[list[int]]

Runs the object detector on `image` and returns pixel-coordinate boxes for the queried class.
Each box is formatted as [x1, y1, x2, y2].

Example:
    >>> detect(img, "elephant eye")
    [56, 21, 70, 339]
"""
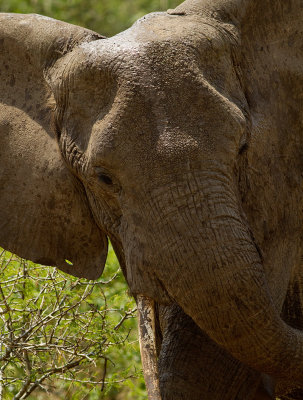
[94, 167, 119, 192]
[98, 173, 113, 185]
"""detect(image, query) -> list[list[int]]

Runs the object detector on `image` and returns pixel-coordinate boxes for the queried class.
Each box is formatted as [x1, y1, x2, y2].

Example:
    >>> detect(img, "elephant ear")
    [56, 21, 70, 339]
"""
[0, 13, 107, 279]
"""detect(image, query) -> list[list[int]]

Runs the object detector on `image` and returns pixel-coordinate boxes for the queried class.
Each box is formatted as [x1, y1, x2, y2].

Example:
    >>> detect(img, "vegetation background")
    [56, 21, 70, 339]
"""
[0, 0, 180, 36]
[0, 0, 180, 399]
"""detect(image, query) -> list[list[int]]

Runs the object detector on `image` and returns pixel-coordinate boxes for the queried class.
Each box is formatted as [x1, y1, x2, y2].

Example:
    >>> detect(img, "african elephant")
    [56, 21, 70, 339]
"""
[1, 0, 303, 399]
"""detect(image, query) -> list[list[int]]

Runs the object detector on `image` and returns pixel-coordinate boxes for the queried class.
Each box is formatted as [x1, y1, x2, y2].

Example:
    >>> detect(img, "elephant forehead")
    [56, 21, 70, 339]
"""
[75, 13, 239, 128]
[80, 12, 229, 85]
[65, 13, 245, 168]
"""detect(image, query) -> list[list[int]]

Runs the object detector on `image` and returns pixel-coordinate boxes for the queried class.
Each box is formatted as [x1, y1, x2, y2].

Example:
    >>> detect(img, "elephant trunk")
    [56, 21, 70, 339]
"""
[141, 169, 303, 386]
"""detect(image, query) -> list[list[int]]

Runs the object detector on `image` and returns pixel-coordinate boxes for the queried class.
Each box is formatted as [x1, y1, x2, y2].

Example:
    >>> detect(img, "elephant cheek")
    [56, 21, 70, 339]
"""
[121, 237, 172, 305]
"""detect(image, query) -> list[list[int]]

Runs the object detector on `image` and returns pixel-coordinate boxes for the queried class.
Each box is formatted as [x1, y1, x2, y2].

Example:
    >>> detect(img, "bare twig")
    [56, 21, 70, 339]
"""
[101, 358, 108, 392]
[0, 251, 139, 399]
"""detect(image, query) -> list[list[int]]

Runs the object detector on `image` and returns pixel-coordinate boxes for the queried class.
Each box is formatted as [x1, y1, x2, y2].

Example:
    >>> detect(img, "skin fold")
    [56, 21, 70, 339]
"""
[0, 1, 303, 398]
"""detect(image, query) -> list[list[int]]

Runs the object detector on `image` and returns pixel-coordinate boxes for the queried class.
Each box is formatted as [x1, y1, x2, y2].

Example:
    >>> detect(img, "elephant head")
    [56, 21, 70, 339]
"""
[1, 0, 303, 397]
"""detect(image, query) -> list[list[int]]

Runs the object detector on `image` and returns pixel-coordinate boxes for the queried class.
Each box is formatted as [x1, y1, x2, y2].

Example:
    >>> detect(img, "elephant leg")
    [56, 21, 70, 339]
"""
[157, 303, 269, 400]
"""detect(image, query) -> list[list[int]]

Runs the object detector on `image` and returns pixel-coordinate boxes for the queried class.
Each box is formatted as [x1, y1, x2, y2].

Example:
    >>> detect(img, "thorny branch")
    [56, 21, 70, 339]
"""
[0, 252, 138, 399]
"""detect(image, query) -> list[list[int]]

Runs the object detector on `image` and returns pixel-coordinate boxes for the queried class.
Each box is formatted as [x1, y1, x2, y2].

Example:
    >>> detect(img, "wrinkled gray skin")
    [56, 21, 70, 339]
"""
[1, 1, 303, 399]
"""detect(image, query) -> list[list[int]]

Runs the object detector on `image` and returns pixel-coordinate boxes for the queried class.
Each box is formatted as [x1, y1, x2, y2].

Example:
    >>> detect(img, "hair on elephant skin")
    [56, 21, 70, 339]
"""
[1, 1, 303, 399]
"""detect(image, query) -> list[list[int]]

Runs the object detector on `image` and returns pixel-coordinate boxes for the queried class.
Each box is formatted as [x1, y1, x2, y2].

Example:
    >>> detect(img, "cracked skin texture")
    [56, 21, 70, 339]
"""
[1, 1, 303, 398]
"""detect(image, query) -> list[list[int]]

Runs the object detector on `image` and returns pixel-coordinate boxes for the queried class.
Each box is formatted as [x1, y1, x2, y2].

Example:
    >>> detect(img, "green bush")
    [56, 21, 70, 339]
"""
[0, 247, 145, 399]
